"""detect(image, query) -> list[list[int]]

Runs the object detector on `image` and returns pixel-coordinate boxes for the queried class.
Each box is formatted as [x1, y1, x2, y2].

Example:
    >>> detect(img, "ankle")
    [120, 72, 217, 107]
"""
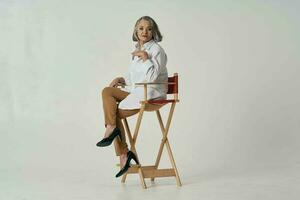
[120, 153, 126, 158]
[106, 124, 116, 129]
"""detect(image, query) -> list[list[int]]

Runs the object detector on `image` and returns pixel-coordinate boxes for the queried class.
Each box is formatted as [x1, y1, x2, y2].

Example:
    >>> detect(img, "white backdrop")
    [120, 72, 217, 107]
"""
[1, 0, 300, 198]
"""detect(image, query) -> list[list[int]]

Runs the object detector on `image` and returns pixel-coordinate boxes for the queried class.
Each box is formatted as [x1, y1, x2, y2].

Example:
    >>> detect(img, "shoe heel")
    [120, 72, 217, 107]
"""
[112, 127, 122, 142]
[130, 152, 139, 165]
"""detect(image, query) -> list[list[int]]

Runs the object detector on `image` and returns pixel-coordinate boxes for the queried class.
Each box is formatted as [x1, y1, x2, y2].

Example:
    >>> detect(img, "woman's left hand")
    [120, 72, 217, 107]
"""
[131, 50, 149, 61]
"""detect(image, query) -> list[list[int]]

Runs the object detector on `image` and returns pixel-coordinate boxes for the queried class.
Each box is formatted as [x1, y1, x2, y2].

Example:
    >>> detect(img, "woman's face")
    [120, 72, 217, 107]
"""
[136, 19, 153, 44]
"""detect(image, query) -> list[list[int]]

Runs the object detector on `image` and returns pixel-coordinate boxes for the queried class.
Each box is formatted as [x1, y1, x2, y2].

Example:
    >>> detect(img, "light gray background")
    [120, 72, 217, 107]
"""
[1, 0, 299, 199]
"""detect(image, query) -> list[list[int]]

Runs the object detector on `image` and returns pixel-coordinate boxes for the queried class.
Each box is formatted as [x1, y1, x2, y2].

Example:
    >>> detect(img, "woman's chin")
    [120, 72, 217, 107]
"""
[139, 39, 150, 44]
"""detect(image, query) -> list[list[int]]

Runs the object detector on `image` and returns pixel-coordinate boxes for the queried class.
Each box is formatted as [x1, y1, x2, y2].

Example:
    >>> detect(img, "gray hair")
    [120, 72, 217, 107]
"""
[132, 16, 163, 42]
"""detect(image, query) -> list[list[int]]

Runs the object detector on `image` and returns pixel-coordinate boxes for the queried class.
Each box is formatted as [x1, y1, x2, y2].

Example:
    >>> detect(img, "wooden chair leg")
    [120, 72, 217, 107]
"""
[155, 110, 166, 160]
[163, 103, 182, 186]
[154, 103, 182, 186]
[124, 118, 134, 149]
[165, 140, 182, 186]
[132, 105, 145, 146]
[121, 118, 131, 183]
[119, 103, 181, 188]
[121, 106, 146, 188]
[139, 168, 147, 189]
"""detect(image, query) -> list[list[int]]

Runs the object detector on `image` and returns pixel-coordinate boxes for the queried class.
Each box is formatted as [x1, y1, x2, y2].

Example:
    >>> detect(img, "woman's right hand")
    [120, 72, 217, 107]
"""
[109, 77, 125, 87]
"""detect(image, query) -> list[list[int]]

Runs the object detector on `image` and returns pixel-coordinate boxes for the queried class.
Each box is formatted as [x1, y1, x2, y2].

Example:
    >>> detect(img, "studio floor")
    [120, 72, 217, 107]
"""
[1, 166, 299, 200]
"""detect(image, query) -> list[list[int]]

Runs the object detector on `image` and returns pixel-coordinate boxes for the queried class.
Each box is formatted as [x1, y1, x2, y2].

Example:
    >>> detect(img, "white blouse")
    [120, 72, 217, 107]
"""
[118, 40, 168, 110]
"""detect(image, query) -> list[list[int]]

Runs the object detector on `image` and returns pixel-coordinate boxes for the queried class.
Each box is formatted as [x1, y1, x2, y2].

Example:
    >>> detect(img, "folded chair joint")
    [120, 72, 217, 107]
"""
[161, 137, 168, 143]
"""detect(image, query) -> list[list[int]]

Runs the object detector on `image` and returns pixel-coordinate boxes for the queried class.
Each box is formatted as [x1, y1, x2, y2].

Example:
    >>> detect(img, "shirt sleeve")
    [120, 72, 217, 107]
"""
[124, 73, 131, 86]
[140, 49, 167, 82]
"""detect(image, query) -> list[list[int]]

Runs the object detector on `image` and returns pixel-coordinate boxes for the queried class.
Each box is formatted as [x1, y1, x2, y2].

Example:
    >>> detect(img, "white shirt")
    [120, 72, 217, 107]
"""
[118, 40, 168, 110]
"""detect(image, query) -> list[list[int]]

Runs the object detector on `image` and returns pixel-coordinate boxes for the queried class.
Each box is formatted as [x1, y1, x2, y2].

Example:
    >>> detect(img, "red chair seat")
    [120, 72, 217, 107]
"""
[147, 99, 176, 104]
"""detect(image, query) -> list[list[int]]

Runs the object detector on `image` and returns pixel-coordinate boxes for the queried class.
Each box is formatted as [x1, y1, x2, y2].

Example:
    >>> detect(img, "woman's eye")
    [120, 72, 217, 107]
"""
[139, 27, 143, 30]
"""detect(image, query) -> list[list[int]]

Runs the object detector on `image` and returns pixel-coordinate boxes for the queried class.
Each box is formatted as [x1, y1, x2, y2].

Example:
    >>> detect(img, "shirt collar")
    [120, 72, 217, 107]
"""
[135, 39, 155, 50]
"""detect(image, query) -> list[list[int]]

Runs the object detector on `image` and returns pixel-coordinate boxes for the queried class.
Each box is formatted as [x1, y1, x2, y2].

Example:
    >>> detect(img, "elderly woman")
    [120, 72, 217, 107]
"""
[97, 16, 168, 177]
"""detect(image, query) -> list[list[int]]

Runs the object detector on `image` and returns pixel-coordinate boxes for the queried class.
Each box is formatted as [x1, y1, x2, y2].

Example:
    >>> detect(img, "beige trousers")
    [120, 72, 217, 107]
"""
[102, 87, 139, 156]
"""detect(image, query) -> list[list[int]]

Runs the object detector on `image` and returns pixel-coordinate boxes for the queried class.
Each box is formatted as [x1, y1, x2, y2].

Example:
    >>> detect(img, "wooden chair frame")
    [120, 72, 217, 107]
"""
[119, 73, 182, 189]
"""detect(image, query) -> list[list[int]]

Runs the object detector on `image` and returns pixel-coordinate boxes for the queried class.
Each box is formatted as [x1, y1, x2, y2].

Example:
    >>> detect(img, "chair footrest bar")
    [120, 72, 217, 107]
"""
[127, 166, 176, 178]
[143, 169, 176, 178]
[127, 165, 156, 173]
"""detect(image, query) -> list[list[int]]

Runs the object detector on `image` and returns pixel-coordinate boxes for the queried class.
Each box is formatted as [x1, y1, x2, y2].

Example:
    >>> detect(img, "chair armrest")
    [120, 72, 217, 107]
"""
[134, 82, 175, 102]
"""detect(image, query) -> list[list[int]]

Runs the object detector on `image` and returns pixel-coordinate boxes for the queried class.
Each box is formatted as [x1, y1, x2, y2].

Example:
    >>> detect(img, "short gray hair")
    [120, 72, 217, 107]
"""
[132, 16, 163, 42]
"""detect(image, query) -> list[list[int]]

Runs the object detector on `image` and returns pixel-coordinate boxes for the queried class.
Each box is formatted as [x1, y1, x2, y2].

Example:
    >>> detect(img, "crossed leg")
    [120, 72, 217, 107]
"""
[101, 87, 139, 166]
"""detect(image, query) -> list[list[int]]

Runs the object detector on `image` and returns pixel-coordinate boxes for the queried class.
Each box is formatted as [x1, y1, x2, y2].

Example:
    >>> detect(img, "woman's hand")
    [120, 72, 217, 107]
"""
[109, 77, 125, 87]
[131, 50, 149, 61]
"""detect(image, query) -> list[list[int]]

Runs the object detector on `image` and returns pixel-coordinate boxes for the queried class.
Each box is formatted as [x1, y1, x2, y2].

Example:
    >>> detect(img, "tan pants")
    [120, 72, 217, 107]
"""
[102, 87, 139, 156]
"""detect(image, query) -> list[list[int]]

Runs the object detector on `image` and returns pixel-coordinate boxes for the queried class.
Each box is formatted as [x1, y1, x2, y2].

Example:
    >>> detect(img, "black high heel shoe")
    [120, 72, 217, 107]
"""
[115, 151, 139, 178]
[96, 127, 122, 147]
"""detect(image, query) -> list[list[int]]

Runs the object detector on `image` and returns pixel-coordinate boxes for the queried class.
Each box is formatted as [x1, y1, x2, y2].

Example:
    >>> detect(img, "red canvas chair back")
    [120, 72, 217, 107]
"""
[167, 73, 178, 95]
[148, 73, 179, 105]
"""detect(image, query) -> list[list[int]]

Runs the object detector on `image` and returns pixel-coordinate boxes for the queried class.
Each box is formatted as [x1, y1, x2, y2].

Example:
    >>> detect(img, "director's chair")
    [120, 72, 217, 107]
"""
[119, 73, 182, 189]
